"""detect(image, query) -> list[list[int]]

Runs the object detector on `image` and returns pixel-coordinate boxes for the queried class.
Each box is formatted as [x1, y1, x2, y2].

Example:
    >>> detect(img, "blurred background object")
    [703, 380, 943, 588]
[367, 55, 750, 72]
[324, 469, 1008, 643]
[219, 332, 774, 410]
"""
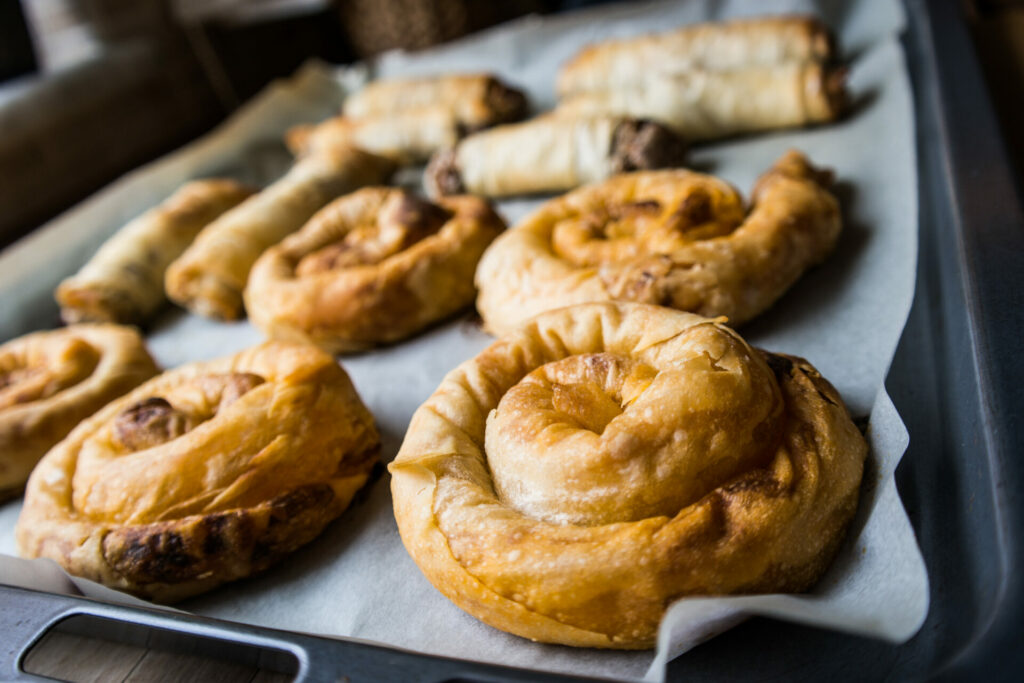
[1, 0, 1020, 249]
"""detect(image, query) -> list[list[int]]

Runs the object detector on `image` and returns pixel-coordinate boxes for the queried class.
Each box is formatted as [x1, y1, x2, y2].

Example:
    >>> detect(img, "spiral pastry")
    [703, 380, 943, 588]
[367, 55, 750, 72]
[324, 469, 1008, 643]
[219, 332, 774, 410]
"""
[391, 302, 866, 648]
[17, 342, 379, 602]
[475, 150, 840, 335]
[0, 324, 158, 501]
[246, 188, 505, 353]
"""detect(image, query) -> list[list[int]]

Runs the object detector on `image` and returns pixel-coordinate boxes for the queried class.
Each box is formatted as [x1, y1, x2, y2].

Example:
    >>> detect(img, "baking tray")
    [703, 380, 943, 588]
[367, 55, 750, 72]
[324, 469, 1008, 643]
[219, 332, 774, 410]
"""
[2, 0, 1022, 680]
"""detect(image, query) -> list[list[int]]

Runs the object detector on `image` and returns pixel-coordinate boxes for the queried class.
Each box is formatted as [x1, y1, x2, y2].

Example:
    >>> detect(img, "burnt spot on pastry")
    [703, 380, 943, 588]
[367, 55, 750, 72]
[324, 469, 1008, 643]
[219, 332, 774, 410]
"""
[112, 397, 192, 451]
[669, 189, 713, 228]
[378, 193, 452, 239]
[610, 119, 688, 173]
[484, 79, 529, 125]
[425, 148, 465, 197]
[201, 371, 266, 410]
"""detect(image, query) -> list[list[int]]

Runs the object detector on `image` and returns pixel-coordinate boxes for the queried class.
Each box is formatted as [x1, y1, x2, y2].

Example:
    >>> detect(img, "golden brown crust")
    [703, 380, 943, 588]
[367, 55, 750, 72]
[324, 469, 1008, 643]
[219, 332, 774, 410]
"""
[389, 302, 867, 648]
[57, 180, 253, 325]
[165, 147, 395, 321]
[0, 324, 159, 502]
[557, 15, 837, 97]
[16, 342, 380, 602]
[475, 150, 840, 336]
[246, 188, 505, 353]
[288, 74, 528, 164]
[425, 115, 687, 199]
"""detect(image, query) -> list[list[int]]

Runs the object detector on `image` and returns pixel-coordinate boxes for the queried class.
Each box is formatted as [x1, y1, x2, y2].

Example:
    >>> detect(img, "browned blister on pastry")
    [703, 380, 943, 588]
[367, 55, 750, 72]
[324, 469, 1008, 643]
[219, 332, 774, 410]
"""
[557, 15, 836, 97]
[0, 324, 159, 501]
[390, 302, 866, 648]
[165, 147, 395, 321]
[57, 180, 252, 325]
[246, 188, 505, 353]
[475, 150, 839, 335]
[16, 341, 380, 602]
[287, 73, 528, 164]
[425, 114, 687, 199]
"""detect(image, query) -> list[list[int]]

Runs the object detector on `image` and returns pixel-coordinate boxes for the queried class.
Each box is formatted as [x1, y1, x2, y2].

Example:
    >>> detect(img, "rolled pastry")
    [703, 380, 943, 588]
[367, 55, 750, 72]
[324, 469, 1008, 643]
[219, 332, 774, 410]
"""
[342, 73, 528, 128]
[425, 115, 687, 198]
[0, 324, 159, 501]
[556, 62, 846, 141]
[246, 188, 505, 353]
[390, 302, 867, 648]
[288, 73, 528, 164]
[557, 15, 835, 97]
[476, 150, 839, 335]
[57, 180, 252, 325]
[17, 341, 380, 602]
[165, 147, 395, 321]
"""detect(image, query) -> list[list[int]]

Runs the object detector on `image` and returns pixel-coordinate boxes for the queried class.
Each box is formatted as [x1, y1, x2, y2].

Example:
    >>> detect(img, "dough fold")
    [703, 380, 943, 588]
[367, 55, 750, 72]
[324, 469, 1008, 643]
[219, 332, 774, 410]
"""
[166, 147, 395, 320]
[475, 150, 840, 335]
[17, 341, 380, 602]
[390, 302, 866, 648]
[246, 188, 505, 353]
[0, 324, 158, 501]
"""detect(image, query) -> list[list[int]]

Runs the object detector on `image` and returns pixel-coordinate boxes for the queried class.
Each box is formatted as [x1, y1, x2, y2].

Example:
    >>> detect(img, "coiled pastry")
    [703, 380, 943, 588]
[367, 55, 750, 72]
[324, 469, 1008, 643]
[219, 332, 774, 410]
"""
[475, 150, 839, 336]
[246, 188, 505, 353]
[0, 324, 158, 501]
[16, 342, 379, 602]
[390, 302, 867, 648]
[57, 179, 252, 325]
[166, 146, 395, 321]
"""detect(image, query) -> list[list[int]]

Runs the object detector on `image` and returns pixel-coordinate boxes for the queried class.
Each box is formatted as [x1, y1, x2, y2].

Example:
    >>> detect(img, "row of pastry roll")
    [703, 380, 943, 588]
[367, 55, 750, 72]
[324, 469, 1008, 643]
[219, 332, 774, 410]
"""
[553, 14, 846, 141]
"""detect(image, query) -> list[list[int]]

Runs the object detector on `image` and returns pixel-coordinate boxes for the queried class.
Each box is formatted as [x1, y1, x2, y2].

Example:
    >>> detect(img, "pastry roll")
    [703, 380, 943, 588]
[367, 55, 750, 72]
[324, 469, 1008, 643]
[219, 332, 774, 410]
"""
[557, 15, 835, 97]
[16, 341, 380, 602]
[57, 180, 252, 325]
[246, 188, 505, 353]
[165, 147, 395, 321]
[390, 302, 867, 648]
[342, 73, 528, 128]
[0, 324, 158, 501]
[287, 73, 528, 164]
[476, 150, 839, 335]
[286, 108, 464, 164]
[425, 115, 687, 198]
[556, 62, 845, 141]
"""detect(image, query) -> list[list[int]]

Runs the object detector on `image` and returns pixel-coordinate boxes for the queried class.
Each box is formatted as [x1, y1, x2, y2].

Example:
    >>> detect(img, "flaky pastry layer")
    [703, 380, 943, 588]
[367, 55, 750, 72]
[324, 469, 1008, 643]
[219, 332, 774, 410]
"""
[475, 150, 840, 336]
[390, 302, 867, 648]
[16, 341, 379, 602]
[0, 324, 158, 501]
[246, 188, 505, 353]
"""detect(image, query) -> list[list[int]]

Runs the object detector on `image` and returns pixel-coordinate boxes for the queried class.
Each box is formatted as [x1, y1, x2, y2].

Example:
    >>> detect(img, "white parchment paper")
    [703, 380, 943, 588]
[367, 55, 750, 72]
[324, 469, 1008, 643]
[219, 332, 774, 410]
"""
[0, 0, 928, 680]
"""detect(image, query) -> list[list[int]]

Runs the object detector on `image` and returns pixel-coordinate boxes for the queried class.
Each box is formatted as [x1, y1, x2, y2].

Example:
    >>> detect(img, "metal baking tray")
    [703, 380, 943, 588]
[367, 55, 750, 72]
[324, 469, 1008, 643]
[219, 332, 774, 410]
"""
[2, 0, 1022, 679]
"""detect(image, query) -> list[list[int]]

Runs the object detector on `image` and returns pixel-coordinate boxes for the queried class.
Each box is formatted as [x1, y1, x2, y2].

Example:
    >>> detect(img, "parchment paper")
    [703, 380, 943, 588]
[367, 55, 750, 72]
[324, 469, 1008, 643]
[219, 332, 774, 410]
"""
[0, 0, 928, 680]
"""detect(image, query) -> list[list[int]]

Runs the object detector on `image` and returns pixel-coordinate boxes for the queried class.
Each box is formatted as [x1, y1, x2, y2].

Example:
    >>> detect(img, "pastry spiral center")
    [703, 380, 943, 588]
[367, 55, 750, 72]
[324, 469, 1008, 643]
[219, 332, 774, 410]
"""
[0, 337, 99, 409]
[296, 193, 451, 274]
[111, 372, 265, 452]
[484, 327, 784, 526]
[551, 187, 742, 267]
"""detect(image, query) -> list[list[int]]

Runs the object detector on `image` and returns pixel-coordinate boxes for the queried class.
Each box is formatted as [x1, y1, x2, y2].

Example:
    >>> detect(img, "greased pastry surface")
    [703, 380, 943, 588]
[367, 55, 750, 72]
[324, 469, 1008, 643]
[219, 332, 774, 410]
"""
[390, 302, 867, 648]
[16, 342, 379, 602]
[475, 150, 840, 335]
[0, 324, 159, 501]
[246, 188, 505, 353]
